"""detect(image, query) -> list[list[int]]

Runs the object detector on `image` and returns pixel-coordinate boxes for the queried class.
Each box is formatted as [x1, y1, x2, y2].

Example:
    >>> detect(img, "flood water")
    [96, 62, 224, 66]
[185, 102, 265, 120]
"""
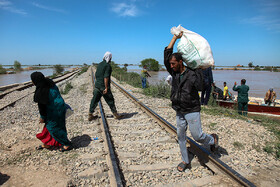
[0, 68, 74, 87]
[0, 69, 54, 86]
[1, 66, 279, 99]
[129, 69, 280, 98]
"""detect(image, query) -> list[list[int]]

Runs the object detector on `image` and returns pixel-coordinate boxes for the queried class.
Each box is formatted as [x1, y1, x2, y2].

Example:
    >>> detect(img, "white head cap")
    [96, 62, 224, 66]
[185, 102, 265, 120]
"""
[103, 51, 112, 63]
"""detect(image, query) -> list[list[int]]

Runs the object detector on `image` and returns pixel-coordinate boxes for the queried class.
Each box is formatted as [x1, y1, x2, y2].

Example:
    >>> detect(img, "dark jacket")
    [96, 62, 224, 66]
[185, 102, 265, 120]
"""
[203, 67, 213, 88]
[164, 47, 203, 113]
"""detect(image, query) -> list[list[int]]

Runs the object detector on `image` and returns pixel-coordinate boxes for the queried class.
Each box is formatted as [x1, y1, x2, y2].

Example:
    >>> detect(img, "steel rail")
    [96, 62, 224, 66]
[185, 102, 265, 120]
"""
[0, 70, 79, 111]
[90, 68, 124, 187]
[111, 79, 256, 187]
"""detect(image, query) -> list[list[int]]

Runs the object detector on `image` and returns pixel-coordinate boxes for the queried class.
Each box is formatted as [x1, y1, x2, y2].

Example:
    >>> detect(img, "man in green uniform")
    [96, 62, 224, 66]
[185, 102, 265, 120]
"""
[88, 52, 122, 121]
[233, 79, 249, 116]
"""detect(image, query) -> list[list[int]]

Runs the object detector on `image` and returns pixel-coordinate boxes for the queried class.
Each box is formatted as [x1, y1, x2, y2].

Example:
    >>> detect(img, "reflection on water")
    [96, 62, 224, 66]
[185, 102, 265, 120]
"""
[129, 69, 280, 98]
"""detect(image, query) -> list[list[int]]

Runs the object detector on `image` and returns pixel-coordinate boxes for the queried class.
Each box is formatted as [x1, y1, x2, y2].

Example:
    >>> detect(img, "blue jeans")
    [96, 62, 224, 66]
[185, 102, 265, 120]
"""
[141, 77, 146, 88]
[176, 112, 214, 164]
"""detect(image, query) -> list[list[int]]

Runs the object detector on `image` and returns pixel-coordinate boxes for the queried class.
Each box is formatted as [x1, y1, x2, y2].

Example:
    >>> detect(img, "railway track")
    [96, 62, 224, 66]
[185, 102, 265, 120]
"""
[91, 67, 256, 186]
[1, 66, 278, 186]
[0, 70, 79, 111]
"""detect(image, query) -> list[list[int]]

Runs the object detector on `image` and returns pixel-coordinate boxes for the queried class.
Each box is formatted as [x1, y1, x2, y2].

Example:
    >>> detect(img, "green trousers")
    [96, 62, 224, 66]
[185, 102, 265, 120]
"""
[89, 88, 117, 114]
[238, 102, 248, 116]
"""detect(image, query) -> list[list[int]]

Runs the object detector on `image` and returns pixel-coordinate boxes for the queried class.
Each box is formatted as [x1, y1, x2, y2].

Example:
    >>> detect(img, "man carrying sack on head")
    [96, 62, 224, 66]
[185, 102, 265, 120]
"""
[164, 31, 219, 172]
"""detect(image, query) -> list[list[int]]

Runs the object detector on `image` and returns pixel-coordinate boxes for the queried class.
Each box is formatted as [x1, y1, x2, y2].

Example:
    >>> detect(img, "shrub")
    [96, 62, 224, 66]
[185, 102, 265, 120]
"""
[61, 82, 73, 95]
[53, 64, 64, 74]
[248, 62, 253, 67]
[142, 81, 171, 98]
[78, 65, 89, 76]
[209, 123, 217, 130]
[49, 73, 57, 79]
[14, 60, 22, 71]
[111, 62, 142, 88]
[79, 84, 87, 94]
[208, 93, 218, 107]
[264, 66, 272, 71]
[254, 66, 261, 71]
[233, 141, 244, 149]
[263, 146, 273, 154]
[123, 63, 128, 72]
[0, 64, 7, 74]
[252, 144, 261, 152]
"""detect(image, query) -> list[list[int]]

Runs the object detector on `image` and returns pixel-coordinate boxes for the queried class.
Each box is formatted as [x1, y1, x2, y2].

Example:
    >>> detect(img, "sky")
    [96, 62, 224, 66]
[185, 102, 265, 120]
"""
[0, 0, 280, 67]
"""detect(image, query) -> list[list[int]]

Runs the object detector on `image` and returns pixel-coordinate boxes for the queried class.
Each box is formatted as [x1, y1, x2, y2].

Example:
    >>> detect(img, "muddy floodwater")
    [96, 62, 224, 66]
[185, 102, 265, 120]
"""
[1, 67, 279, 99]
[129, 69, 280, 98]
[0, 69, 54, 86]
[0, 68, 73, 87]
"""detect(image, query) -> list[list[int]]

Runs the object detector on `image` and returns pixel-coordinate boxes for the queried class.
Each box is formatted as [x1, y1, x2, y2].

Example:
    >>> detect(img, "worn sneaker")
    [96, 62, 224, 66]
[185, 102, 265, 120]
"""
[88, 113, 98, 121]
[210, 134, 219, 152]
[113, 112, 124, 120]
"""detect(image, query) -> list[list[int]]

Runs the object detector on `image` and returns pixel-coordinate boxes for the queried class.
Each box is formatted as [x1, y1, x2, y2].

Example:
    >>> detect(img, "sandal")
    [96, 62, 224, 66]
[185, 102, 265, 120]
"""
[210, 134, 219, 152]
[36, 145, 52, 150]
[59, 145, 73, 152]
[177, 162, 191, 172]
[36, 145, 44, 150]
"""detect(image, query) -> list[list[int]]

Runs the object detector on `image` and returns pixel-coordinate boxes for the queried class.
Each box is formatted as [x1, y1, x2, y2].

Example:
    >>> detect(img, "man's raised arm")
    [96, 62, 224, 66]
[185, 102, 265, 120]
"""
[164, 32, 183, 74]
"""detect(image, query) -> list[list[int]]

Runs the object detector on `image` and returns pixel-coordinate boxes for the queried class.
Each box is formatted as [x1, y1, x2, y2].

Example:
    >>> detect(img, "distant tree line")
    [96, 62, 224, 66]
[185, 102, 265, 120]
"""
[248, 62, 278, 72]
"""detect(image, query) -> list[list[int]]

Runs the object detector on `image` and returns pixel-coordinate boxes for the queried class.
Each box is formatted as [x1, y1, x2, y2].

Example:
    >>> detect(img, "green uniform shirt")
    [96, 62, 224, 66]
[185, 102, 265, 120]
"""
[95, 60, 112, 90]
[233, 84, 249, 103]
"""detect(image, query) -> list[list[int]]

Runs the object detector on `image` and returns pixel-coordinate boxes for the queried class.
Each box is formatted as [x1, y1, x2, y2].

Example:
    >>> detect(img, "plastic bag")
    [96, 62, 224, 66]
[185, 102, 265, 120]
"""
[170, 25, 214, 69]
[65, 104, 74, 118]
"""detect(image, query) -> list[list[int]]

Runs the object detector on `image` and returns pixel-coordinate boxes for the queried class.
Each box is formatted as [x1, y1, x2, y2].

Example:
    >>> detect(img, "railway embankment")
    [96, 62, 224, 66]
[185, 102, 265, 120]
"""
[0, 67, 279, 186]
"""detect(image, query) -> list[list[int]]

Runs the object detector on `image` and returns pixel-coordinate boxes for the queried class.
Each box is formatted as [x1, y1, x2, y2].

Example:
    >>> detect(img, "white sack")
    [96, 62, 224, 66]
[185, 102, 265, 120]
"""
[170, 25, 214, 69]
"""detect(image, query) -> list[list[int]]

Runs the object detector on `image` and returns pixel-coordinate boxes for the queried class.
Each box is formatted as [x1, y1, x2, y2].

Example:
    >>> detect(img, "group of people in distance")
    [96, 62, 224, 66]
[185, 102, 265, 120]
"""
[30, 31, 276, 173]
[200, 67, 250, 116]
[200, 68, 277, 116]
